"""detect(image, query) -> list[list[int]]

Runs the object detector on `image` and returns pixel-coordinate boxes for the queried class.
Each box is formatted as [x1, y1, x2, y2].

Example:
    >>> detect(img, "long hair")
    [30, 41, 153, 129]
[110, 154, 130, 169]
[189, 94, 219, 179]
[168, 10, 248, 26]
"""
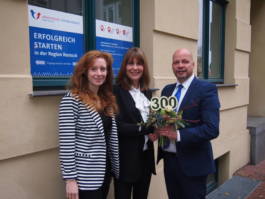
[116, 47, 150, 91]
[70, 50, 117, 116]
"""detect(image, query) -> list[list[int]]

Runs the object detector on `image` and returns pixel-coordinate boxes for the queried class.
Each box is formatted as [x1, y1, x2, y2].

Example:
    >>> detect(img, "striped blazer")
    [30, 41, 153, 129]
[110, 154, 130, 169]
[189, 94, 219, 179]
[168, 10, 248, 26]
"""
[59, 92, 119, 190]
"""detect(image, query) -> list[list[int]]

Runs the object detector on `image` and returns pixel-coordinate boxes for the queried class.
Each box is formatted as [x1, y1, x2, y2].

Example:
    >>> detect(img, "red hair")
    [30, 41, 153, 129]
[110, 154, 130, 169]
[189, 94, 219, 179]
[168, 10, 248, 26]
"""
[70, 50, 117, 116]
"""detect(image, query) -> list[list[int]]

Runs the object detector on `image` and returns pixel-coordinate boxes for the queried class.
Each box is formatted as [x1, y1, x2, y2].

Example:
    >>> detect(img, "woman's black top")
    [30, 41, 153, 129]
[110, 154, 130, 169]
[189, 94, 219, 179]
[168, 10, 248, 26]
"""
[100, 113, 112, 139]
[100, 113, 112, 171]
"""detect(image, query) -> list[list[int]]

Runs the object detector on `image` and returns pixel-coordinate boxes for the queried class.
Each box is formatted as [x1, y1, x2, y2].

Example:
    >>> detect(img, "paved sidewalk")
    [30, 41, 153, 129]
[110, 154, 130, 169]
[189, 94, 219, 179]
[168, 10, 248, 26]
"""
[206, 159, 265, 199]
[235, 159, 265, 198]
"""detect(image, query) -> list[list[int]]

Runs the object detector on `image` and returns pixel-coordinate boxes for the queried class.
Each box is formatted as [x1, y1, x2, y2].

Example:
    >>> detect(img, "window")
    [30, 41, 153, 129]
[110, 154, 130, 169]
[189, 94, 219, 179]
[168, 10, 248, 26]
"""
[94, 0, 137, 76]
[28, 0, 139, 93]
[29, 0, 82, 15]
[206, 160, 218, 194]
[198, 0, 227, 83]
[28, 0, 84, 91]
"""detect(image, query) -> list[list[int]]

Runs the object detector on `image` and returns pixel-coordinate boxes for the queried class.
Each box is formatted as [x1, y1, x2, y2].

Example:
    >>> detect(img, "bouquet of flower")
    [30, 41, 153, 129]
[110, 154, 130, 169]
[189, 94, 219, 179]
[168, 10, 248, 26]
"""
[143, 104, 186, 147]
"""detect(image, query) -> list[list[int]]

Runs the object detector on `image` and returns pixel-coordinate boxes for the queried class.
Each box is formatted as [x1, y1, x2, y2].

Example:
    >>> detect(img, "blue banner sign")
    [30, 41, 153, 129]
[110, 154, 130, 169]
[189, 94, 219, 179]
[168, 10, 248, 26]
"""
[96, 20, 133, 76]
[96, 36, 133, 75]
[28, 5, 84, 77]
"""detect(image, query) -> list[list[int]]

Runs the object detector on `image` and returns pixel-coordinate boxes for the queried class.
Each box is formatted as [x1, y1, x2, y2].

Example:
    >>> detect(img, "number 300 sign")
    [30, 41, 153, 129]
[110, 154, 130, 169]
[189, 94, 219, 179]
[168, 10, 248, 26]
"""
[150, 96, 178, 110]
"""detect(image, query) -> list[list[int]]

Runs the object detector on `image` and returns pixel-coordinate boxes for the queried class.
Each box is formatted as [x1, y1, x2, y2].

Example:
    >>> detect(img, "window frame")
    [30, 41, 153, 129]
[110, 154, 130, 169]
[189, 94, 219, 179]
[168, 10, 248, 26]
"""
[30, 0, 140, 92]
[206, 160, 219, 194]
[200, 0, 228, 83]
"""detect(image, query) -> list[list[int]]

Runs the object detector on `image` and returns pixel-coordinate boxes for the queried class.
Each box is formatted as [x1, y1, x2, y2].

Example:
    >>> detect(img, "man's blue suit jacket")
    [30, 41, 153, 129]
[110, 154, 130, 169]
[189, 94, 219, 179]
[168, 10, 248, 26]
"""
[157, 77, 220, 177]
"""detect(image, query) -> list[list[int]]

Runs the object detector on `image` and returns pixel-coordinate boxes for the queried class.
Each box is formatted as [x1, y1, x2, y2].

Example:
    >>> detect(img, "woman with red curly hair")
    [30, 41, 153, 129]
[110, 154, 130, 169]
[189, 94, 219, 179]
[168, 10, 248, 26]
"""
[59, 50, 119, 199]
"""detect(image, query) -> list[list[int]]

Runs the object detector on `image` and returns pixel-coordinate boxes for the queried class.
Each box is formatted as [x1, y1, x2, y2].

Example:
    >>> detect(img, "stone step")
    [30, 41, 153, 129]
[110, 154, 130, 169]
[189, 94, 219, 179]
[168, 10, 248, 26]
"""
[206, 176, 261, 199]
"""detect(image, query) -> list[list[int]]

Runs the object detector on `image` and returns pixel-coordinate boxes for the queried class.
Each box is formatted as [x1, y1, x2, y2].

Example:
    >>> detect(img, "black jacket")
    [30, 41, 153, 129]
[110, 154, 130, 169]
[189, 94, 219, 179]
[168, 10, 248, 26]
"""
[113, 84, 156, 182]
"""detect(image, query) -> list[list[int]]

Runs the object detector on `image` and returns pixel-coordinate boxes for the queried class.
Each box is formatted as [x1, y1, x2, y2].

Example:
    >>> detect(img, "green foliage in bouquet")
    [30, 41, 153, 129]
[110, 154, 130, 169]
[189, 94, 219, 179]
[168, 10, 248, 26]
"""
[144, 106, 186, 147]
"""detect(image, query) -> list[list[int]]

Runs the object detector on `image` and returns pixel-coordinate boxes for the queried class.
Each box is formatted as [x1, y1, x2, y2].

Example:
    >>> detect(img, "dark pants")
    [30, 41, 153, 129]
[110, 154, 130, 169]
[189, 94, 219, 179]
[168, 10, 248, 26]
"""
[114, 149, 153, 199]
[79, 167, 111, 199]
[163, 152, 207, 199]
[114, 171, 151, 199]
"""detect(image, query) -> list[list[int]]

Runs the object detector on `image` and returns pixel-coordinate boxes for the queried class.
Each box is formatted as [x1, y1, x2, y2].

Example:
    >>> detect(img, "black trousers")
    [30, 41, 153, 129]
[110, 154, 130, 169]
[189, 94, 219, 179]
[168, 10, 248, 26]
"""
[163, 152, 207, 199]
[114, 149, 153, 199]
[79, 166, 111, 199]
[114, 170, 152, 199]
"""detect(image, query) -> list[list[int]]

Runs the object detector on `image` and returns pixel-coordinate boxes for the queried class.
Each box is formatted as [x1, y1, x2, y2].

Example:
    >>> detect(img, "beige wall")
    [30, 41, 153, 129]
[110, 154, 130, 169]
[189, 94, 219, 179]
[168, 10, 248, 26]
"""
[0, 0, 253, 198]
[248, 0, 265, 117]
[141, 0, 251, 196]
[0, 149, 65, 199]
[0, 0, 63, 198]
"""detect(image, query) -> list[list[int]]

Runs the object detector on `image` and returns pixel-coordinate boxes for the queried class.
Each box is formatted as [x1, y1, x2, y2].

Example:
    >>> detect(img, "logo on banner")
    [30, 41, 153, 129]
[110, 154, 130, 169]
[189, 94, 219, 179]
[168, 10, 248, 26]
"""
[122, 29, 128, 35]
[100, 24, 105, 31]
[29, 5, 83, 30]
[99, 23, 129, 36]
[30, 9, 41, 20]
[107, 26, 112, 33]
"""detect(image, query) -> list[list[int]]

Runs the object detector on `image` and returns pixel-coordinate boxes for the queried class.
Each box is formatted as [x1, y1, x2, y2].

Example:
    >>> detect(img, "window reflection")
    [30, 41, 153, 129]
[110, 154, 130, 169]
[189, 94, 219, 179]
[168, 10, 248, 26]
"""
[209, 2, 223, 79]
[28, 0, 82, 15]
[197, 0, 225, 81]
[197, 0, 203, 78]
[96, 0, 132, 26]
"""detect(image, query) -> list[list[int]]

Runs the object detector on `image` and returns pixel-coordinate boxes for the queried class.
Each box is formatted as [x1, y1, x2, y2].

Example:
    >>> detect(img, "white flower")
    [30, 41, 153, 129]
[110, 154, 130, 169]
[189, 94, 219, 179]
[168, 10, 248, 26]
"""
[165, 105, 173, 112]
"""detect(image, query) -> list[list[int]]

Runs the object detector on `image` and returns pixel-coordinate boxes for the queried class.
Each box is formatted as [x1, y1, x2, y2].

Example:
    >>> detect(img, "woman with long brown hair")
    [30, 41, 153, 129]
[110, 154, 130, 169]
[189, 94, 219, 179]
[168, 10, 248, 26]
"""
[59, 50, 119, 199]
[113, 47, 157, 199]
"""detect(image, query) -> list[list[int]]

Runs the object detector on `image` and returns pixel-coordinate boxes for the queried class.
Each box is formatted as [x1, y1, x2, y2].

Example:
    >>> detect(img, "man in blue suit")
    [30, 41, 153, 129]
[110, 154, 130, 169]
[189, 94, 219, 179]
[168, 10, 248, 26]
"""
[157, 48, 220, 199]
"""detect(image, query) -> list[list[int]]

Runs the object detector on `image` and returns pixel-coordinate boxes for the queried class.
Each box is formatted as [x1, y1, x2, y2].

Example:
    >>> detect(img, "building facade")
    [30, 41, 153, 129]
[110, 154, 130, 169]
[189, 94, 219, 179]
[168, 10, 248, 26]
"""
[1, 0, 264, 198]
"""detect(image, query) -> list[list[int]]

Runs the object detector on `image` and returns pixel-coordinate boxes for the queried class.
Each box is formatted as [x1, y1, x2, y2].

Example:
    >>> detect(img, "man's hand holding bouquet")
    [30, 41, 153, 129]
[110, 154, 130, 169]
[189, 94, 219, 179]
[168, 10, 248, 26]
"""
[141, 96, 186, 148]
